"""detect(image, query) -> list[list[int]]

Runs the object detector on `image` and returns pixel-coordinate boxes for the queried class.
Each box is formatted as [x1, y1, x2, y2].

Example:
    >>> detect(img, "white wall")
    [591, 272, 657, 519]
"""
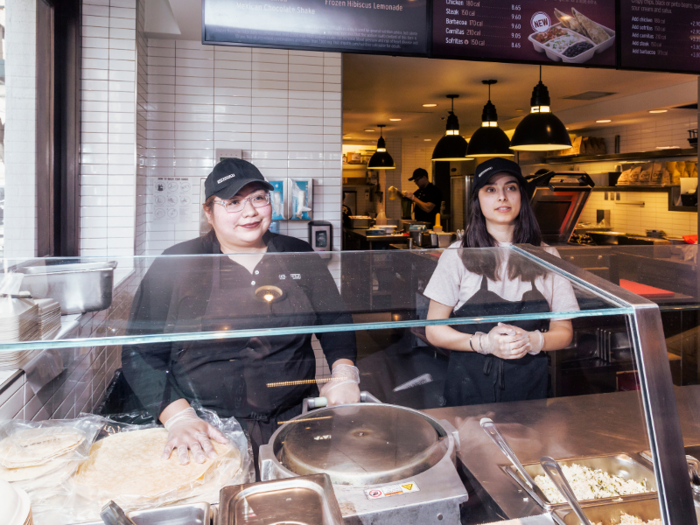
[4, 0, 37, 260]
[143, 41, 343, 255]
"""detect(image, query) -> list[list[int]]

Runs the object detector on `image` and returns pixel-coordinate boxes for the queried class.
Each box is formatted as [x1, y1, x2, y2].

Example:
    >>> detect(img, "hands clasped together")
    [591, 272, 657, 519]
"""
[473, 322, 545, 360]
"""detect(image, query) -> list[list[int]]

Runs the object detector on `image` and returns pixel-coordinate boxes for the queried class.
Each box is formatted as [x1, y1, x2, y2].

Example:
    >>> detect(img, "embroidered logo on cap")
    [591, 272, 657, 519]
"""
[217, 173, 236, 184]
[477, 167, 493, 179]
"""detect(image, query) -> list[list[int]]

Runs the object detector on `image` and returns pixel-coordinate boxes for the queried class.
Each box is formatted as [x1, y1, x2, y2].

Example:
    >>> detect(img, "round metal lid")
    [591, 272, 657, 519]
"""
[273, 404, 449, 486]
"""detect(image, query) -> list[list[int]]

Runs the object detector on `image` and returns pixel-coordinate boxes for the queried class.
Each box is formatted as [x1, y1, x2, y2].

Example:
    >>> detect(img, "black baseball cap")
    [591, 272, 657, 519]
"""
[472, 158, 527, 195]
[409, 168, 429, 181]
[204, 158, 274, 200]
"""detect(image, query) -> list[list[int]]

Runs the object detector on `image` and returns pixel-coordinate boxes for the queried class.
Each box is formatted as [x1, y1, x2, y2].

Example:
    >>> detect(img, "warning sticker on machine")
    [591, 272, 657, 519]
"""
[364, 481, 420, 499]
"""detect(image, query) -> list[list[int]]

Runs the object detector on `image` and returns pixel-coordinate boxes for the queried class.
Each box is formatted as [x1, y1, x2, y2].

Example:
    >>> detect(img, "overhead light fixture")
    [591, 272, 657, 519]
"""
[432, 94, 473, 161]
[423, 103, 437, 107]
[649, 109, 668, 114]
[511, 66, 572, 152]
[467, 80, 514, 158]
[390, 118, 402, 121]
[367, 124, 395, 170]
[364, 129, 375, 132]
[596, 119, 612, 123]
[424, 138, 432, 141]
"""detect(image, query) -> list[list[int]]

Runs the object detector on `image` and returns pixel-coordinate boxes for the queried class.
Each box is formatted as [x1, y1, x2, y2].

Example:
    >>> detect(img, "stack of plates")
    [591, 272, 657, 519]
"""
[0, 480, 32, 525]
[0, 298, 39, 344]
[35, 299, 61, 341]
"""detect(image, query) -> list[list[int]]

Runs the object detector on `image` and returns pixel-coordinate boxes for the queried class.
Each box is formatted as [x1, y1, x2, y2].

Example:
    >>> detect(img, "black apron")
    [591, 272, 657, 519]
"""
[445, 275, 550, 406]
[169, 255, 319, 423]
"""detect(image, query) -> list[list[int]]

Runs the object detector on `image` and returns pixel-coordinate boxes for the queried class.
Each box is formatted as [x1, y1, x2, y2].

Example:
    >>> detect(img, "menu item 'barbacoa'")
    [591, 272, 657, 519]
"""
[594, 514, 661, 525]
[534, 463, 651, 503]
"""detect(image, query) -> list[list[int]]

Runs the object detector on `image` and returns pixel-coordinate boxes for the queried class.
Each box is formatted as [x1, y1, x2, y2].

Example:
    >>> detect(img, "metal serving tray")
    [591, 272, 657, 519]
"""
[217, 474, 343, 525]
[17, 260, 117, 314]
[553, 498, 661, 525]
[503, 453, 656, 511]
[75, 502, 211, 525]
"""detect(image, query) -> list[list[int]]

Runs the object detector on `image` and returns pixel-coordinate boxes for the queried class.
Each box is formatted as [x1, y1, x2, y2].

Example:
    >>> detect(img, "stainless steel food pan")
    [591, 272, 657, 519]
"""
[218, 474, 343, 525]
[17, 260, 117, 314]
[503, 453, 656, 511]
[75, 502, 211, 525]
[553, 498, 661, 525]
[349, 217, 372, 229]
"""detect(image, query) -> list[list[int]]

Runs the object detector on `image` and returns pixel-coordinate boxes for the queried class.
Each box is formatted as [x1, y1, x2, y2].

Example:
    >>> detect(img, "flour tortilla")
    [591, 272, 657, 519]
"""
[572, 8, 609, 45]
[555, 8, 586, 37]
[73, 428, 238, 501]
[0, 427, 85, 469]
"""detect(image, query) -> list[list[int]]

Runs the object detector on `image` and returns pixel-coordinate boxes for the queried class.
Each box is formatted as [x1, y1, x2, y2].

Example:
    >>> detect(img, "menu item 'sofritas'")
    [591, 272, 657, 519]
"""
[594, 514, 661, 525]
[534, 463, 651, 503]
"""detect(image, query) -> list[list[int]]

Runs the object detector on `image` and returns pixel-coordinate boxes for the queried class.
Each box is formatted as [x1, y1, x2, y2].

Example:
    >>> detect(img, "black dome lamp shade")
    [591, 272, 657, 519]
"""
[432, 94, 473, 161]
[467, 80, 514, 158]
[368, 124, 396, 170]
[510, 66, 572, 152]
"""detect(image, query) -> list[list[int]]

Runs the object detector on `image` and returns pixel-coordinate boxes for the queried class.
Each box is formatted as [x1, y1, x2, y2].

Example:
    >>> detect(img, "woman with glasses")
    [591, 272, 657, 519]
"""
[122, 158, 359, 465]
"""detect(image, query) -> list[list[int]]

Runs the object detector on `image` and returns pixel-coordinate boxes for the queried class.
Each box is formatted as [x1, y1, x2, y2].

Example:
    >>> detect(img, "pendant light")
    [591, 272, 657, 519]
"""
[368, 124, 395, 170]
[467, 80, 514, 158]
[510, 66, 572, 152]
[432, 95, 473, 161]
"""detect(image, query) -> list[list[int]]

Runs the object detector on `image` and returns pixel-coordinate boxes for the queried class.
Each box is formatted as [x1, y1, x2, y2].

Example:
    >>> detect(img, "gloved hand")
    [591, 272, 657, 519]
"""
[527, 329, 545, 355]
[479, 323, 531, 360]
[320, 364, 361, 405]
[162, 407, 228, 465]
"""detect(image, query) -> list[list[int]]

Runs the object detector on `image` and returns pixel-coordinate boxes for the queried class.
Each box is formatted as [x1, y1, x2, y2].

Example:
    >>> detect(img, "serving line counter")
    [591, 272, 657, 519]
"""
[0, 246, 697, 524]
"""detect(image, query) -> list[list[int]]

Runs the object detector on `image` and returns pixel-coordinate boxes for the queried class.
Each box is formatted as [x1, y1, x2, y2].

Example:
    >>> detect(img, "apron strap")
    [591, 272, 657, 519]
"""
[480, 274, 489, 292]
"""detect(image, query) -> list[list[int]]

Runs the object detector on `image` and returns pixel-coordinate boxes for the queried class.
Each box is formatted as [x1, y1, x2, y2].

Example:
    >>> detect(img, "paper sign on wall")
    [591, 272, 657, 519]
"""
[153, 177, 192, 223]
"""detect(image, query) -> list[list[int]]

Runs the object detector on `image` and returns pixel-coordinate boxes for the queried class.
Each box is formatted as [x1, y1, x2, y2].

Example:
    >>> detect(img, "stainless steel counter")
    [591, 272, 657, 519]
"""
[425, 386, 700, 521]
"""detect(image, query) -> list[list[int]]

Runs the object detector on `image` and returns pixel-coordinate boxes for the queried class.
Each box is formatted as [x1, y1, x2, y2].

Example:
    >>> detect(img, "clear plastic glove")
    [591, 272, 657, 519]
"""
[480, 323, 531, 360]
[507, 325, 545, 355]
[162, 407, 228, 465]
[320, 364, 361, 405]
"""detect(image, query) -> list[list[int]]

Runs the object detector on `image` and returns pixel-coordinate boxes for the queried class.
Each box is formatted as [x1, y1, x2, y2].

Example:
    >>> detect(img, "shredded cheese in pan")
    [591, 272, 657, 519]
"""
[534, 463, 651, 503]
[594, 513, 661, 525]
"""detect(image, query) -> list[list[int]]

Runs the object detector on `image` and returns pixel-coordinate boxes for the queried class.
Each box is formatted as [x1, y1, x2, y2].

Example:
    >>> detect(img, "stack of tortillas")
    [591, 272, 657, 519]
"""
[0, 427, 85, 487]
[73, 428, 240, 509]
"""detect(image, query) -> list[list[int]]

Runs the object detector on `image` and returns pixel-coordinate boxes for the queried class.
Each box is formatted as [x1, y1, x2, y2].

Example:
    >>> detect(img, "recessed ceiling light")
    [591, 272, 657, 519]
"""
[596, 119, 612, 123]
[364, 129, 375, 132]
[649, 109, 668, 114]
[423, 103, 437, 107]
[390, 118, 402, 121]
[656, 146, 680, 150]
[424, 138, 432, 141]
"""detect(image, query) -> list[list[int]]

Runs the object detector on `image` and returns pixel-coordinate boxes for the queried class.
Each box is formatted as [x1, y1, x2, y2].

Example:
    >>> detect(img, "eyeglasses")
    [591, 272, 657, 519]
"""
[214, 192, 271, 213]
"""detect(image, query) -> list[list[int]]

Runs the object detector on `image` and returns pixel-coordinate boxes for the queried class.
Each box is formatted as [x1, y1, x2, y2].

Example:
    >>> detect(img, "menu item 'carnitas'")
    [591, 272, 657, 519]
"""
[534, 463, 651, 503]
[73, 428, 239, 504]
[594, 514, 661, 525]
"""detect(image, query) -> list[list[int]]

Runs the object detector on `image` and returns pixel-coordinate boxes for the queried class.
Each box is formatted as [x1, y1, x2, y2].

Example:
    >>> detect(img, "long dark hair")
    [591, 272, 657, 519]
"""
[461, 182, 545, 281]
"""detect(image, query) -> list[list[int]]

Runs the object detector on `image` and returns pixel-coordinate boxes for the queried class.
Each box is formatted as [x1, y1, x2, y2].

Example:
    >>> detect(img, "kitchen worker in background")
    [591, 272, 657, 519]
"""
[123, 158, 360, 465]
[403, 168, 442, 228]
[423, 158, 578, 406]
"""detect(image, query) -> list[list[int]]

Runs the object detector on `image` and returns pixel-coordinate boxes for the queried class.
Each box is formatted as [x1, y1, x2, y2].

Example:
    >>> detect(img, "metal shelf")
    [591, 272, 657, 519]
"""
[530, 148, 698, 165]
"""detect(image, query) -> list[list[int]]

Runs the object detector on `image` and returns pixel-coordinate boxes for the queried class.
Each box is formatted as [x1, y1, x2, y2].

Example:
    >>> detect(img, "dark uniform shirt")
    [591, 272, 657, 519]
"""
[414, 182, 442, 227]
[122, 230, 356, 424]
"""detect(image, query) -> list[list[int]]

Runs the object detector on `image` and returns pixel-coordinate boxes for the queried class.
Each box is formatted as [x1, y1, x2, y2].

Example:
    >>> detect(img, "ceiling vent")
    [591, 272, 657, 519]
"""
[562, 91, 616, 101]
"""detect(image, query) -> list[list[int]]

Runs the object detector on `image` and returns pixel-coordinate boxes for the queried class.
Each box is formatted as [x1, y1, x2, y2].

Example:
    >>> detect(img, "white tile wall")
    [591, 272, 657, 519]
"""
[4, 0, 37, 260]
[81, 0, 138, 259]
[143, 42, 343, 255]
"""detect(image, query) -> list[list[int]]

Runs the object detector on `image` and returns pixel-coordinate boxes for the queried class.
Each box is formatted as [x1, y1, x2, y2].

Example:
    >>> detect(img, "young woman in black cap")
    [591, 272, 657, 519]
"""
[423, 158, 578, 406]
[122, 158, 359, 465]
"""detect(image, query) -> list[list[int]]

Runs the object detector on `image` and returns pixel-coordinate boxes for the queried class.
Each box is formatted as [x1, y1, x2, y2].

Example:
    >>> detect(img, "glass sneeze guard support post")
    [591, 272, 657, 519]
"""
[513, 244, 697, 525]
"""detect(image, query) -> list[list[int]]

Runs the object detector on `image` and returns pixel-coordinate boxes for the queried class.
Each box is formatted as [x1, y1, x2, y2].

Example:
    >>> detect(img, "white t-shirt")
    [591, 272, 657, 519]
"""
[423, 242, 580, 315]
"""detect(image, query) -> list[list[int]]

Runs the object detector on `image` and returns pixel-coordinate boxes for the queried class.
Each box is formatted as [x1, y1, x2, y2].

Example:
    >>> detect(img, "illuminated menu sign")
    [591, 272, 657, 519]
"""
[431, 1, 616, 67]
[620, 0, 700, 73]
[203, 0, 429, 56]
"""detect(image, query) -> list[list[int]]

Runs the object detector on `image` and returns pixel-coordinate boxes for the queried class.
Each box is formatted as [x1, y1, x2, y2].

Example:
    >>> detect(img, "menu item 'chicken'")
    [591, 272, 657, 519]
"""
[534, 463, 651, 503]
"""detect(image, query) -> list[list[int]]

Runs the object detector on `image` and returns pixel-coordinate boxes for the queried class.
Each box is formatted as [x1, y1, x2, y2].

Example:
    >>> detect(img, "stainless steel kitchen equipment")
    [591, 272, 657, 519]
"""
[100, 501, 138, 525]
[16, 260, 118, 314]
[217, 474, 343, 525]
[540, 457, 592, 525]
[553, 498, 663, 525]
[77, 502, 210, 525]
[526, 171, 595, 245]
[348, 217, 373, 229]
[504, 453, 656, 510]
[259, 393, 467, 525]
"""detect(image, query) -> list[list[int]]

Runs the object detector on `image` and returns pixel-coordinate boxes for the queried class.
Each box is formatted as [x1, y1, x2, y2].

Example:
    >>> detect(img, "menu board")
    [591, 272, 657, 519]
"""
[203, 0, 429, 56]
[431, 1, 616, 67]
[620, 0, 700, 73]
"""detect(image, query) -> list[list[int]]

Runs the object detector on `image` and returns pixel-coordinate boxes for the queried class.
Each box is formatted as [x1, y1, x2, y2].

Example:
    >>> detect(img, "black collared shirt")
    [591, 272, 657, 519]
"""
[414, 182, 443, 226]
[122, 231, 356, 421]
